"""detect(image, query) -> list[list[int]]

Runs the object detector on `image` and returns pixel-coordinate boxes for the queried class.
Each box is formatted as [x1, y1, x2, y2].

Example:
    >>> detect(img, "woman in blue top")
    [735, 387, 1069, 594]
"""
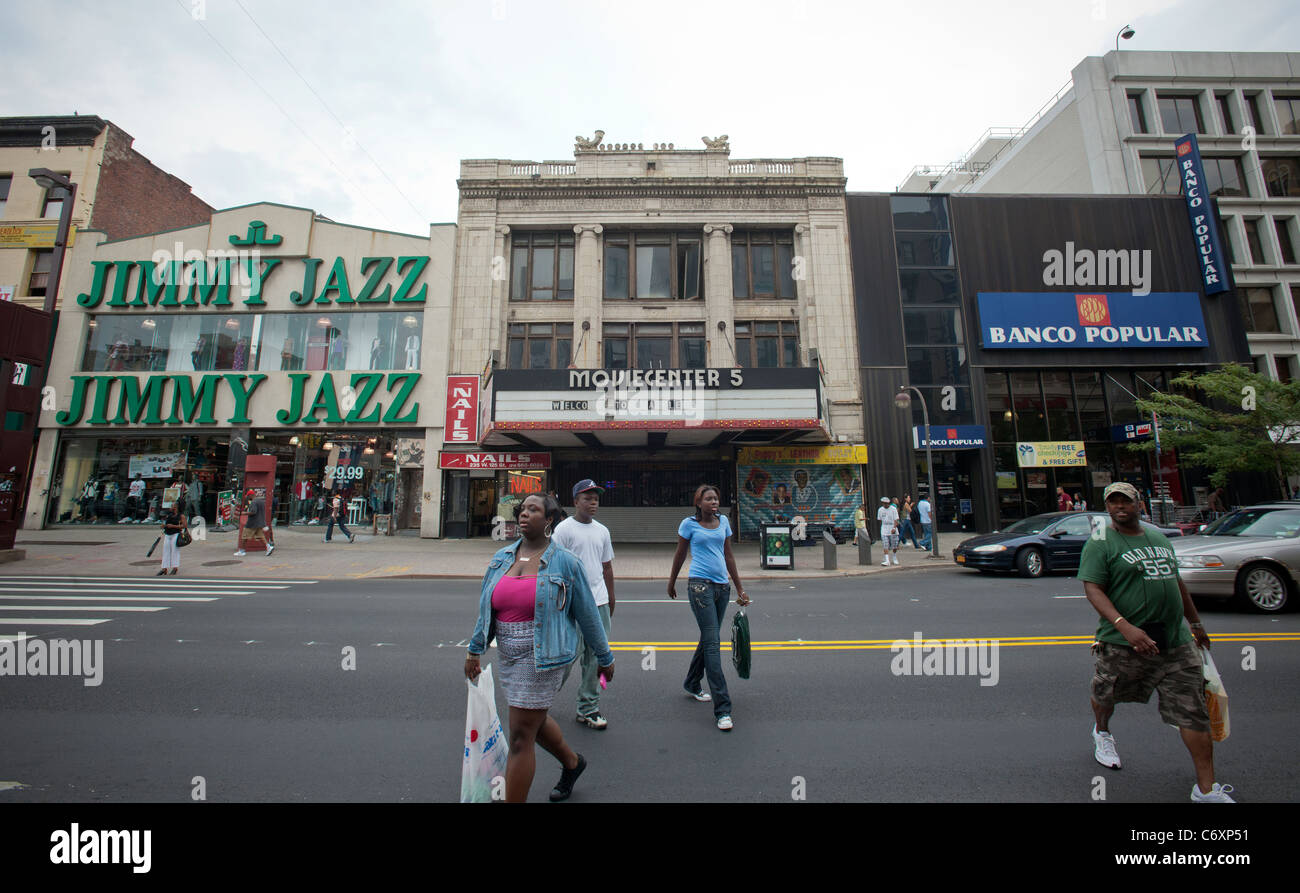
[667, 484, 751, 731]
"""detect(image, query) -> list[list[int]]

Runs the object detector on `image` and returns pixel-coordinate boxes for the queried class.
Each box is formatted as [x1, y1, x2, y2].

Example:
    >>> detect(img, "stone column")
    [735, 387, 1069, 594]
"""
[487, 225, 510, 368]
[794, 223, 815, 369]
[573, 224, 603, 367]
[703, 223, 734, 367]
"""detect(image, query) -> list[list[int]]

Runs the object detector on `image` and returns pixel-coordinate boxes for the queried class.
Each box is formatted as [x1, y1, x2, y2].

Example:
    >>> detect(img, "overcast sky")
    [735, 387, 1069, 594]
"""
[3, 0, 1298, 235]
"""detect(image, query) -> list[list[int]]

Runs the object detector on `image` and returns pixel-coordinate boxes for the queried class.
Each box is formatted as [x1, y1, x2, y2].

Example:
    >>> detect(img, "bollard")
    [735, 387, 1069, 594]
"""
[858, 536, 872, 565]
[822, 530, 837, 570]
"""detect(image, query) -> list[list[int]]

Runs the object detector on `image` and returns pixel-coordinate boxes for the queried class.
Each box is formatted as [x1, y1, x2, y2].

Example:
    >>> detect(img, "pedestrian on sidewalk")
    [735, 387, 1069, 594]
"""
[158, 504, 185, 576]
[918, 493, 933, 551]
[899, 493, 922, 549]
[186, 476, 204, 522]
[235, 489, 275, 557]
[667, 484, 751, 732]
[877, 496, 900, 566]
[1079, 481, 1233, 802]
[552, 479, 616, 731]
[852, 499, 868, 546]
[464, 493, 614, 802]
[1057, 486, 1074, 512]
[324, 492, 355, 543]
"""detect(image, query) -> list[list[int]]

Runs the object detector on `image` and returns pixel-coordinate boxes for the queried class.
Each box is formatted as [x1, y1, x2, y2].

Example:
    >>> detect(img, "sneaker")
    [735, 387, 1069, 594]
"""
[549, 753, 587, 802]
[576, 712, 608, 730]
[266, 543, 275, 556]
[684, 686, 711, 702]
[233, 550, 246, 557]
[717, 715, 734, 731]
[1092, 725, 1121, 769]
[349, 533, 356, 544]
[1191, 783, 1235, 803]
[881, 558, 889, 566]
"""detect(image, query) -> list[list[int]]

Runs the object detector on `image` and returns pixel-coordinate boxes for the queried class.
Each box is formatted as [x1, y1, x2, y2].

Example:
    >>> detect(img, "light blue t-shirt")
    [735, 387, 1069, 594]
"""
[918, 499, 932, 524]
[678, 515, 732, 584]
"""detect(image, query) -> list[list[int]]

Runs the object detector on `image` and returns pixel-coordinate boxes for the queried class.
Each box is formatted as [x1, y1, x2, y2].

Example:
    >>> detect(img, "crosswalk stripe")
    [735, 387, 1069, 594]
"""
[0, 581, 290, 590]
[0, 595, 215, 602]
[3, 579, 318, 587]
[0, 605, 167, 612]
[0, 588, 255, 596]
[0, 619, 111, 626]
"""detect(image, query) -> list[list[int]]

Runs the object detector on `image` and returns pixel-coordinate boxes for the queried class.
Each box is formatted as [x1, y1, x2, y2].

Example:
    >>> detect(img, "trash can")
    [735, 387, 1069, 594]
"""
[760, 523, 793, 570]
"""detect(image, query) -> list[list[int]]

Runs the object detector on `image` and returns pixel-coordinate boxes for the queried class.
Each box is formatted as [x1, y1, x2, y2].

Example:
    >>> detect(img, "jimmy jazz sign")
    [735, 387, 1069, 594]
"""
[74, 221, 429, 309]
[53, 372, 421, 427]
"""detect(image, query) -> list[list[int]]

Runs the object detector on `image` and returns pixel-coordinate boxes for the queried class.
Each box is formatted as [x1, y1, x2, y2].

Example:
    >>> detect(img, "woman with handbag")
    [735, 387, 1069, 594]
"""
[464, 493, 615, 803]
[158, 504, 186, 576]
[667, 484, 751, 732]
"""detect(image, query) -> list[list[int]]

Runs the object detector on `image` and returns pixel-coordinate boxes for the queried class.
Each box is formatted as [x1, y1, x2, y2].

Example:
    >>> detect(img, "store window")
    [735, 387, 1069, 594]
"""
[604, 232, 702, 301]
[510, 232, 574, 302]
[731, 231, 796, 299]
[1009, 371, 1047, 441]
[258, 431, 403, 526]
[734, 321, 799, 368]
[507, 323, 573, 369]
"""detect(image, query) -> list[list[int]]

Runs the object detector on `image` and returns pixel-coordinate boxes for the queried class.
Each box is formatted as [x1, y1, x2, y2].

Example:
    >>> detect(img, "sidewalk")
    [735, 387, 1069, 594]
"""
[7, 525, 957, 581]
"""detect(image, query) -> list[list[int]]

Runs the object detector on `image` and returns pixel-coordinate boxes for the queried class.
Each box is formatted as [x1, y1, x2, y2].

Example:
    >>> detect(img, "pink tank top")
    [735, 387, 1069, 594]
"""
[492, 575, 537, 622]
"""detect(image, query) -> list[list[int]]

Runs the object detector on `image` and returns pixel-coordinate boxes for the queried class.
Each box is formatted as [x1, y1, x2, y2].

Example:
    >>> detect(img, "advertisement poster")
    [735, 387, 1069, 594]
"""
[739, 463, 861, 540]
[162, 485, 182, 508]
[217, 490, 237, 525]
[1016, 442, 1087, 468]
[129, 452, 183, 479]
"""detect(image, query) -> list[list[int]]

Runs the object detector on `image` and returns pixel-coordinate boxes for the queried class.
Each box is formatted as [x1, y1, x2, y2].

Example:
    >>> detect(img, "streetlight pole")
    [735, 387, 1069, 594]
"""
[897, 386, 941, 559]
[28, 169, 78, 315]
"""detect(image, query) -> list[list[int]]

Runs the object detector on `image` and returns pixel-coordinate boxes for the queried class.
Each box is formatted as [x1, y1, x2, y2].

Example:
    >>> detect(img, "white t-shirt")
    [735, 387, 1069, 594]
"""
[129, 479, 145, 498]
[877, 505, 899, 535]
[918, 499, 932, 524]
[551, 516, 615, 607]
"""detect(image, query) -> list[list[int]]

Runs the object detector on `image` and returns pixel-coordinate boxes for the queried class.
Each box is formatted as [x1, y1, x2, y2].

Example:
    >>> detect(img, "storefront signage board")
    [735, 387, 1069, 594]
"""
[977, 292, 1208, 348]
[737, 445, 867, 465]
[438, 452, 550, 470]
[1016, 441, 1087, 468]
[0, 224, 78, 249]
[1174, 133, 1231, 296]
[912, 426, 987, 449]
[445, 375, 479, 443]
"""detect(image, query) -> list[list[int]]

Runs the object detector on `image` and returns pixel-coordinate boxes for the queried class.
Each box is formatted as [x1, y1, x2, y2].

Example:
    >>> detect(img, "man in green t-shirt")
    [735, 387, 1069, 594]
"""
[1077, 481, 1234, 803]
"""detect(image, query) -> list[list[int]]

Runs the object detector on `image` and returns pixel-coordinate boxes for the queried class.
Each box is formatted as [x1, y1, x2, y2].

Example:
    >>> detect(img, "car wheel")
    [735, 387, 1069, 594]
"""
[1016, 547, 1044, 578]
[1235, 564, 1290, 613]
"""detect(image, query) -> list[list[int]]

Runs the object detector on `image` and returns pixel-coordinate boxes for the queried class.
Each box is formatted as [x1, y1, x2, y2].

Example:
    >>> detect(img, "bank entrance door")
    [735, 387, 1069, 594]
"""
[916, 451, 977, 532]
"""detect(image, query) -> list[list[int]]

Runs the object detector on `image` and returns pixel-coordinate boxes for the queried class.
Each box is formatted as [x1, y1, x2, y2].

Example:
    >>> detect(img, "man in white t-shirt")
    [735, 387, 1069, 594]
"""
[877, 496, 900, 567]
[552, 478, 616, 730]
[126, 474, 146, 522]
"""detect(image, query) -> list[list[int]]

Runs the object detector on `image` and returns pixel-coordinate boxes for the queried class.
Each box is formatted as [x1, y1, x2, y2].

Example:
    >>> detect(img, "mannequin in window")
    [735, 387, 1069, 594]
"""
[370, 337, 383, 370]
[328, 329, 347, 370]
[405, 334, 420, 369]
[281, 337, 296, 371]
[108, 333, 128, 371]
[192, 334, 209, 370]
[232, 336, 249, 371]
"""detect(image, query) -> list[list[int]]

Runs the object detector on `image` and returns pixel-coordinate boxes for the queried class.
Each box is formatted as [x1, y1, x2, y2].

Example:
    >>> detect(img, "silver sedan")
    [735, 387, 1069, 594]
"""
[1173, 504, 1300, 612]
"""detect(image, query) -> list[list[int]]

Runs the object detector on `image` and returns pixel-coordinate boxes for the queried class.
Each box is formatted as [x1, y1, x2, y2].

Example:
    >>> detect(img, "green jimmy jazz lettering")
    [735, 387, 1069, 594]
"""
[242, 257, 283, 307]
[76, 262, 115, 308]
[228, 221, 283, 247]
[392, 257, 428, 303]
[104, 261, 135, 308]
[290, 257, 322, 305]
[355, 257, 394, 304]
[129, 261, 183, 308]
[53, 372, 422, 427]
[316, 257, 354, 305]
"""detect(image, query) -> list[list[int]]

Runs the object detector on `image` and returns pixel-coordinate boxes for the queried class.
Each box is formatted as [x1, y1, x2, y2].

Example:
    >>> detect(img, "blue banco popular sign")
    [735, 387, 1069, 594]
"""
[977, 292, 1208, 349]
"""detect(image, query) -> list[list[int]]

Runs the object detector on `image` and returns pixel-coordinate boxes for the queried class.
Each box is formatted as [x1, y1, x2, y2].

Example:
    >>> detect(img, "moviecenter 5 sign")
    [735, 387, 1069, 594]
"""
[977, 292, 1208, 349]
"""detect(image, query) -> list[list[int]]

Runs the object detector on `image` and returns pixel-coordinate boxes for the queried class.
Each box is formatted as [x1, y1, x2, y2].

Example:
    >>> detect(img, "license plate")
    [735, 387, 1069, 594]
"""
[956, 554, 965, 563]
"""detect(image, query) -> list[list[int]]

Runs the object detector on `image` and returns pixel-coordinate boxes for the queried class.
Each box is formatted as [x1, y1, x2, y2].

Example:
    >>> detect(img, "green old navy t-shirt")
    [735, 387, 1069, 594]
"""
[1076, 525, 1191, 648]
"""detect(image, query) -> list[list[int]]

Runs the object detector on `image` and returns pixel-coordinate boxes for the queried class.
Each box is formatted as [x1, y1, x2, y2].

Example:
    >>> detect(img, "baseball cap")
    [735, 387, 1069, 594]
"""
[1103, 482, 1140, 502]
[572, 479, 604, 499]
[880, 497, 891, 504]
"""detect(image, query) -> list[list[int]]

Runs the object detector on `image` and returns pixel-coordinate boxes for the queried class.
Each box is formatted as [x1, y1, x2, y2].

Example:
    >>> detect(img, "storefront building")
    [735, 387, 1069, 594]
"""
[849, 191, 1253, 533]
[26, 202, 456, 536]
[443, 135, 864, 541]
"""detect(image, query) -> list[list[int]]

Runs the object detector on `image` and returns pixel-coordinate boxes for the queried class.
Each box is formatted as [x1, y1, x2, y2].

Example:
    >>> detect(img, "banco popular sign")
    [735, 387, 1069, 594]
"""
[977, 292, 1207, 349]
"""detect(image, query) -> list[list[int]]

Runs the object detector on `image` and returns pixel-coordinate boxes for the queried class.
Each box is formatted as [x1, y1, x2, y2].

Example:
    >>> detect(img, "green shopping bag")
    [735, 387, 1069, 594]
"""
[731, 609, 751, 679]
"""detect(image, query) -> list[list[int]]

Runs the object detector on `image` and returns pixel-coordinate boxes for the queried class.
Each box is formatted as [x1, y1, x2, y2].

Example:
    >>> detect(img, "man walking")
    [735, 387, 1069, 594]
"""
[235, 489, 275, 557]
[852, 500, 867, 546]
[877, 496, 900, 566]
[324, 492, 355, 544]
[917, 493, 933, 551]
[1056, 486, 1073, 512]
[552, 479, 616, 730]
[1078, 482, 1233, 802]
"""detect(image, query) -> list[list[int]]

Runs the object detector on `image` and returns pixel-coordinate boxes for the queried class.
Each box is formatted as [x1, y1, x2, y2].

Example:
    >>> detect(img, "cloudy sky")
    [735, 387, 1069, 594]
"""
[3, 0, 1298, 234]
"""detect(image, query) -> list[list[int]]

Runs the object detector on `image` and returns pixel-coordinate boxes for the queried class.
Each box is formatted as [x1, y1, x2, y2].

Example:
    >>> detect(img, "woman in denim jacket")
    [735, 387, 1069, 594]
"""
[667, 484, 752, 732]
[465, 493, 615, 802]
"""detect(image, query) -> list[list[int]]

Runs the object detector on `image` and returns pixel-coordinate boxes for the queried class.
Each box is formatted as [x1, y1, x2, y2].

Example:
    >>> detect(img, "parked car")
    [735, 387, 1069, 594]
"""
[953, 512, 1182, 578]
[1173, 503, 1300, 612]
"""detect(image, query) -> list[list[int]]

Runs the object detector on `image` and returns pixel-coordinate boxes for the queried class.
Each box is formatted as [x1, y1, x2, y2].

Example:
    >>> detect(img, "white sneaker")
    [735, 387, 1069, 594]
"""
[233, 550, 246, 557]
[881, 558, 889, 566]
[716, 715, 733, 731]
[1092, 725, 1121, 769]
[266, 544, 275, 556]
[1191, 783, 1235, 802]
[684, 686, 711, 702]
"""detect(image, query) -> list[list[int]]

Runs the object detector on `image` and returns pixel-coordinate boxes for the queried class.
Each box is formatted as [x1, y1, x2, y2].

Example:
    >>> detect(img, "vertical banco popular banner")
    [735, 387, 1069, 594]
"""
[737, 446, 866, 540]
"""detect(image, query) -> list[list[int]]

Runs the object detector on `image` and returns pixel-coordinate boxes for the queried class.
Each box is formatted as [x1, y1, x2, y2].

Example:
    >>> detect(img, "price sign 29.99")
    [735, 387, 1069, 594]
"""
[324, 465, 365, 482]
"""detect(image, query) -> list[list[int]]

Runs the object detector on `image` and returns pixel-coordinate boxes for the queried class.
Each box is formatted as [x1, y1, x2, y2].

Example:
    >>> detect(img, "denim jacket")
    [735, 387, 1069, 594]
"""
[468, 539, 614, 671]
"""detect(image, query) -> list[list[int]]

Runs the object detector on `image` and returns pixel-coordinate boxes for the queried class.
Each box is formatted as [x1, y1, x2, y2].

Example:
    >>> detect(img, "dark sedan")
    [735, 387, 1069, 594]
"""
[953, 512, 1183, 578]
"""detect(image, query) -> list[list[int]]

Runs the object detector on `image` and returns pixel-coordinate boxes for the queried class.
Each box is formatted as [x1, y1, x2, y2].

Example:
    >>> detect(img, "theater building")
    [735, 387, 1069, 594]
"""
[849, 190, 1253, 534]
[25, 202, 456, 537]
[443, 135, 864, 541]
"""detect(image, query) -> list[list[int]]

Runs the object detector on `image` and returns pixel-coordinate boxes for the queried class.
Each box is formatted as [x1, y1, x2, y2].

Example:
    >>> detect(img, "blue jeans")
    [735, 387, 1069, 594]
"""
[899, 519, 921, 548]
[920, 522, 932, 549]
[684, 578, 732, 718]
[325, 515, 351, 541]
[577, 603, 613, 716]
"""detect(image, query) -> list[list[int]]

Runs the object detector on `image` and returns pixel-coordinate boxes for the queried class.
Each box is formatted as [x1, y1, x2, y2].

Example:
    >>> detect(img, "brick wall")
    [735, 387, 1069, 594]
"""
[87, 122, 212, 240]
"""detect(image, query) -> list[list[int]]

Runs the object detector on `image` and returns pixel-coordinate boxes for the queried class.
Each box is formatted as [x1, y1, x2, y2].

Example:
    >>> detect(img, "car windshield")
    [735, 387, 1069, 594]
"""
[1001, 515, 1056, 535]
[1200, 509, 1300, 538]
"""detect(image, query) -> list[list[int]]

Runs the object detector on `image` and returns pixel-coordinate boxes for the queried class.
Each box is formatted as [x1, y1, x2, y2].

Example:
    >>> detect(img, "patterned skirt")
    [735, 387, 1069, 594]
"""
[495, 619, 573, 710]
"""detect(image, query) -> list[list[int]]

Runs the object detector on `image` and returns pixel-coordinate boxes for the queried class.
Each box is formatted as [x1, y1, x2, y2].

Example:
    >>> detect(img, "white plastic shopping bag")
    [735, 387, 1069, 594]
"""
[461, 664, 508, 802]
[1201, 648, 1230, 742]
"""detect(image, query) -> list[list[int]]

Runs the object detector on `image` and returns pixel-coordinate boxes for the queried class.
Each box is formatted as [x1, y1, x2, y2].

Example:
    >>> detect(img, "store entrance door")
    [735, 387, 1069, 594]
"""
[398, 468, 423, 530]
[470, 477, 496, 537]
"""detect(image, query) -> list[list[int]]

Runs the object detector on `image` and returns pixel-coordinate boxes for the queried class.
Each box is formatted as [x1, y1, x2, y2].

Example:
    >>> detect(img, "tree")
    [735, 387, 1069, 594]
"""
[1131, 364, 1300, 496]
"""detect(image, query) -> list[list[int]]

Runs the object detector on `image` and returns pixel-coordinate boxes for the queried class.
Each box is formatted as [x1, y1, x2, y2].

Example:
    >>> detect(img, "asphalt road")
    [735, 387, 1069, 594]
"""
[1, 568, 1296, 803]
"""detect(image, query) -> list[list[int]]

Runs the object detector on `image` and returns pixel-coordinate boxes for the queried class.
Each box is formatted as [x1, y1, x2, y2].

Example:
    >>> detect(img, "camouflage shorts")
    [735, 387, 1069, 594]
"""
[1090, 640, 1210, 732]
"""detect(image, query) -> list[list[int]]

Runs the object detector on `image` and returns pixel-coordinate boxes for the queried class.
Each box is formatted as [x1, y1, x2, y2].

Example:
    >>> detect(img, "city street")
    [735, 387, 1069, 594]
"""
[1, 566, 1296, 803]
